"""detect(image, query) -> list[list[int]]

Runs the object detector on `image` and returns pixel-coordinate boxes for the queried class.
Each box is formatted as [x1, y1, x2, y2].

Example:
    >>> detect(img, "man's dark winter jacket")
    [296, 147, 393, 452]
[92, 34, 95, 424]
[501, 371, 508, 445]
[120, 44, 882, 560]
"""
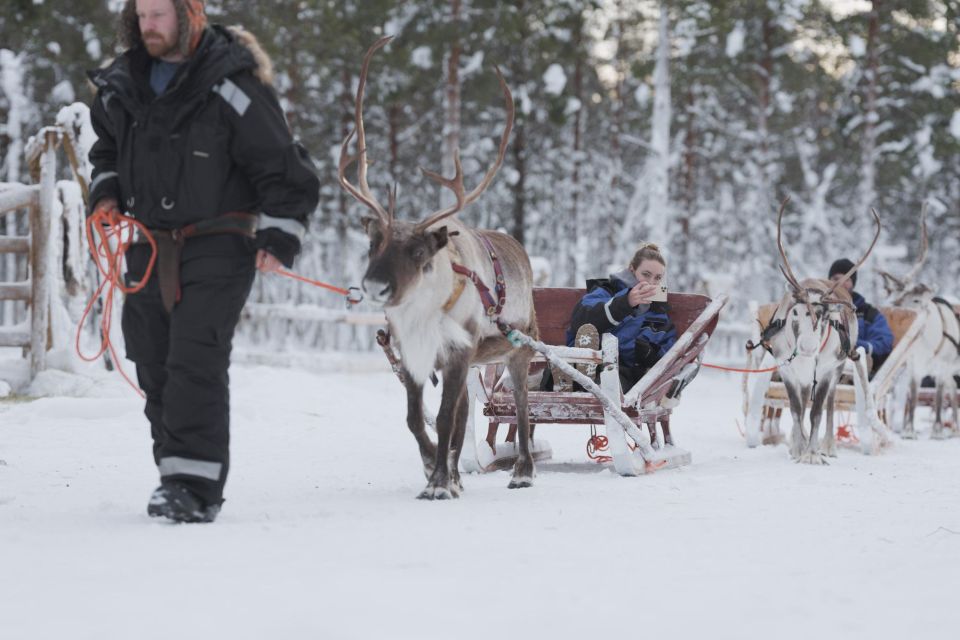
[87, 25, 319, 266]
[566, 270, 677, 371]
[852, 291, 893, 358]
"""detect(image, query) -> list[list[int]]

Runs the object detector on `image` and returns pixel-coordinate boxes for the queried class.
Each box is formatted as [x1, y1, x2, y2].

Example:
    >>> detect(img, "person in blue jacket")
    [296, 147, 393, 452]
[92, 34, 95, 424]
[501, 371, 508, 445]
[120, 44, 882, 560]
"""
[828, 258, 894, 377]
[566, 242, 677, 390]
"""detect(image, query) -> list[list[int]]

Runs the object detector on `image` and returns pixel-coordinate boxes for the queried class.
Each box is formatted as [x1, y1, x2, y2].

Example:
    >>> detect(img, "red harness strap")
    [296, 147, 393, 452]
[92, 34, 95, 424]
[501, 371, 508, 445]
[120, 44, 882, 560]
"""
[450, 234, 507, 319]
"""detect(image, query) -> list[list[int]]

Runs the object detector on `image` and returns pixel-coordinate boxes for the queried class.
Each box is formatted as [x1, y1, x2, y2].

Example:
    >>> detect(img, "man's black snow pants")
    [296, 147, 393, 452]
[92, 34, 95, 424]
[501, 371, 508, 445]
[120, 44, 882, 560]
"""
[122, 234, 256, 506]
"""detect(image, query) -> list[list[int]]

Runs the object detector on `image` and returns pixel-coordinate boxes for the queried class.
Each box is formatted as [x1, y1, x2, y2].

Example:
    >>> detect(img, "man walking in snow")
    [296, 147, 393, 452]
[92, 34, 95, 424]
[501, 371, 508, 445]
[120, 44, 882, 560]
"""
[87, 0, 319, 522]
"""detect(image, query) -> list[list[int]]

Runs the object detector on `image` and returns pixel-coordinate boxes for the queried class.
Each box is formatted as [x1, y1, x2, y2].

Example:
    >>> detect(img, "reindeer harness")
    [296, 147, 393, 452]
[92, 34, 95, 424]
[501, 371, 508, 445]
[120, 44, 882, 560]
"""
[443, 234, 508, 330]
[747, 294, 853, 366]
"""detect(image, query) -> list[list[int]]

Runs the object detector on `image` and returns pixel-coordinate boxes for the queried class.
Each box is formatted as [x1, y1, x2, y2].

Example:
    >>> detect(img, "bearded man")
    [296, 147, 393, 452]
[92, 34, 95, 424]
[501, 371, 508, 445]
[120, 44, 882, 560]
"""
[87, 0, 320, 522]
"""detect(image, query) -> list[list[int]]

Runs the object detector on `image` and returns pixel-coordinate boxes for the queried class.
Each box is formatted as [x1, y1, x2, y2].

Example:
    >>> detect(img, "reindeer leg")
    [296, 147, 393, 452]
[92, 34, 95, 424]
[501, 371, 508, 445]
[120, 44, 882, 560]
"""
[952, 381, 959, 435]
[506, 347, 535, 489]
[418, 356, 470, 500]
[932, 379, 946, 440]
[903, 376, 918, 439]
[448, 386, 470, 496]
[822, 375, 838, 458]
[403, 373, 437, 479]
[784, 381, 807, 460]
[801, 376, 832, 465]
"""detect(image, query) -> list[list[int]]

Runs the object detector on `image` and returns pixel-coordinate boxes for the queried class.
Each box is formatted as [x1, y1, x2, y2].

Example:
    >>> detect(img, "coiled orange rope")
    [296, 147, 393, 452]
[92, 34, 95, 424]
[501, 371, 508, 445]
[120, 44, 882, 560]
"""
[76, 206, 157, 397]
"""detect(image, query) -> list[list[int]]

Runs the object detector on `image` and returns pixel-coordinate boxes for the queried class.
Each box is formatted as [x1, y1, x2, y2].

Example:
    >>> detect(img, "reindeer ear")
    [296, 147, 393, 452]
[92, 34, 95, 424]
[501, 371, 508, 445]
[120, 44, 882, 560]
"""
[430, 226, 449, 251]
[361, 216, 382, 235]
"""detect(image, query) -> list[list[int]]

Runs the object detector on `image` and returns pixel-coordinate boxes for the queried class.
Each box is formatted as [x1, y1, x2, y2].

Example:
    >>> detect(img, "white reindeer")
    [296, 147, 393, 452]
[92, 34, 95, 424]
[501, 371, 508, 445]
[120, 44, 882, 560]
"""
[760, 201, 881, 464]
[339, 37, 538, 499]
[878, 206, 960, 439]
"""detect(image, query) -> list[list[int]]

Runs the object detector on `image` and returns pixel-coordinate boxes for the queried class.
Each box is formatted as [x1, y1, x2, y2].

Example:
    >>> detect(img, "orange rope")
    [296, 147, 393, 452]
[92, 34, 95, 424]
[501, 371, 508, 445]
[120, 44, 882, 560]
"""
[703, 324, 834, 375]
[76, 207, 157, 397]
[77, 212, 358, 395]
[703, 362, 778, 374]
[276, 268, 353, 297]
[586, 426, 613, 463]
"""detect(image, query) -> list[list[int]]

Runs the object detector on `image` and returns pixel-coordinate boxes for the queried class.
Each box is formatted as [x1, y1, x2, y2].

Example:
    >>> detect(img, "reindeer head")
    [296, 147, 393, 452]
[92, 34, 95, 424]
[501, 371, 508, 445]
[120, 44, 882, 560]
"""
[339, 36, 514, 307]
[878, 204, 931, 308]
[775, 197, 881, 331]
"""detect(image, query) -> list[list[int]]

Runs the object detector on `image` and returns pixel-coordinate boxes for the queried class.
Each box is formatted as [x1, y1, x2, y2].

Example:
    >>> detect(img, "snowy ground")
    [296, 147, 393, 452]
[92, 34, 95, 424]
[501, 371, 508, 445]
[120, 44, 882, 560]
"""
[2, 359, 959, 640]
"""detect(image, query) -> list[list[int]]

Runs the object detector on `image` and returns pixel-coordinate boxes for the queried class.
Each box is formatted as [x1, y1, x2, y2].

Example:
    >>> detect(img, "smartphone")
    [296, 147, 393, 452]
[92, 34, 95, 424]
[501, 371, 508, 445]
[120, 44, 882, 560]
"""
[649, 285, 668, 302]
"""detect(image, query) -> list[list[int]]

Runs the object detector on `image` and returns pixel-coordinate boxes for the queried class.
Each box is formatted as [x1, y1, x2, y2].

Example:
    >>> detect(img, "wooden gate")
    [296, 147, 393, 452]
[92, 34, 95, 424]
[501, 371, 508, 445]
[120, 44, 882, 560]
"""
[0, 126, 88, 377]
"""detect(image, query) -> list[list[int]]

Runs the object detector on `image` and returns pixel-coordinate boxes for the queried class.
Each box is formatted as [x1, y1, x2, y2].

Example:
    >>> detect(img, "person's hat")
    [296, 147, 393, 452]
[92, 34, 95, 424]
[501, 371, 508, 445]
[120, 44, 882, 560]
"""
[828, 258, 857, 287]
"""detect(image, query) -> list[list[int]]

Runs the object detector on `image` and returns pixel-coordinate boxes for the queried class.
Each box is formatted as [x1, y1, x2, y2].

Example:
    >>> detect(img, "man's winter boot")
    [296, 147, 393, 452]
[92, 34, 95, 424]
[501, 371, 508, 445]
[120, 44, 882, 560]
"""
[147, 481, 221, 523]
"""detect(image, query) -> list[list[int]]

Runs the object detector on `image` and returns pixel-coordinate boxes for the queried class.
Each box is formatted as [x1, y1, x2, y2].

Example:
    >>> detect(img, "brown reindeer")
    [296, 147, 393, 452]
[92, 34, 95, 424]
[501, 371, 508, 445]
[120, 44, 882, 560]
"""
[762, 200, 881, 463]
[340, 37, 538, 499]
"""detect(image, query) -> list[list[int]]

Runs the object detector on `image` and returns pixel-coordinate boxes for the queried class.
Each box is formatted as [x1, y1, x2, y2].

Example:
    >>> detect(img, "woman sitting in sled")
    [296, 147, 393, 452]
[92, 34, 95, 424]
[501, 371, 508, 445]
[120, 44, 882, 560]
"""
[547, 242, 678, 392]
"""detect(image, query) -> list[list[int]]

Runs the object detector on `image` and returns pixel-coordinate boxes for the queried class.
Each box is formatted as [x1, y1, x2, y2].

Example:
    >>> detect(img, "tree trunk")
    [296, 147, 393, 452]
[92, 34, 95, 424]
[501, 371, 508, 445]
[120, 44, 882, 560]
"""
[678, 89, 696, 289]
[571, 13, 586, 285]
[859, 1, 880, 218]
[512, 121, 526, 247]
[645, 2, 671, 243]
[441, 0, 462, 205]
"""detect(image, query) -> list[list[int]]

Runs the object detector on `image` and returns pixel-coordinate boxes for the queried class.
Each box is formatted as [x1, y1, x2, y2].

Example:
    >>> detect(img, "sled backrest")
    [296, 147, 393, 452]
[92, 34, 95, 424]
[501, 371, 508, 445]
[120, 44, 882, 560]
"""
[880, 307, 918, 348]
[532, 287, 713, 346]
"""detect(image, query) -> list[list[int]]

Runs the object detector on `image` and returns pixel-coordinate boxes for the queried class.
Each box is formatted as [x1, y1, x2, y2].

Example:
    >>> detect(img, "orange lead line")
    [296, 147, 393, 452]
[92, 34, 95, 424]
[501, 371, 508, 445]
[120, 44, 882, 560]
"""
[76, 208, 159, 397]
[275, 269, 363, 304]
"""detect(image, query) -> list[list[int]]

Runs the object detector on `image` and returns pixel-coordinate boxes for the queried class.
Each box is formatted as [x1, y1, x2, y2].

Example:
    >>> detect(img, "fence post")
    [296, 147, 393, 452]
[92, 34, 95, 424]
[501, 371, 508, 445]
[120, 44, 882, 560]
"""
[29, 130, 56, 377]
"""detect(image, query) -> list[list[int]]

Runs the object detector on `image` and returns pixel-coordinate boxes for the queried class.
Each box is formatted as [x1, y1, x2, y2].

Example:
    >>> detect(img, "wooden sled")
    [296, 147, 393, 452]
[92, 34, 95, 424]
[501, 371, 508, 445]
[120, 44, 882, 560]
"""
[743, 303, 923, 454]
[460, 288, 728, 476]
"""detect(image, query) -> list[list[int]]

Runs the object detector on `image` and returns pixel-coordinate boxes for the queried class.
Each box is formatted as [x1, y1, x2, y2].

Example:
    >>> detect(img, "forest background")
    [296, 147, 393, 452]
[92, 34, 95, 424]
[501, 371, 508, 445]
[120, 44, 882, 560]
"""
[2, 0, 958, 352]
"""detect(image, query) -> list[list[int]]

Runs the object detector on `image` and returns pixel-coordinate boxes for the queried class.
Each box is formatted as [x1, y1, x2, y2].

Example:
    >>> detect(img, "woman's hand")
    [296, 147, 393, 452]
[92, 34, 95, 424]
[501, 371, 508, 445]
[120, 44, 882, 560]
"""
[628, 282, 659, 307]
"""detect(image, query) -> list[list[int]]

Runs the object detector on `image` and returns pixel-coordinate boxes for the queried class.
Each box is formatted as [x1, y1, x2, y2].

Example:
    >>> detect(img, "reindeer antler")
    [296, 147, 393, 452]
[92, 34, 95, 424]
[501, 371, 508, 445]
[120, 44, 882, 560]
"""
[339, 35, 394, 227]
[824, 207, 882, 299]
[415, 67, 515, 232]
[775, 197, 820, 321]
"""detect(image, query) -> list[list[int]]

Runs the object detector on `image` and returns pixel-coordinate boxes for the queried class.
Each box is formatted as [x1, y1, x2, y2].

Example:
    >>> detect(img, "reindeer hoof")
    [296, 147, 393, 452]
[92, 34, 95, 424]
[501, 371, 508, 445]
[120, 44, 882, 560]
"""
[901, 431, 918, 440]
[508, 476, 533, 489]
[798, 451, 829, 465]
[417, 485, 456, 500]
[931, 430, 946, 441]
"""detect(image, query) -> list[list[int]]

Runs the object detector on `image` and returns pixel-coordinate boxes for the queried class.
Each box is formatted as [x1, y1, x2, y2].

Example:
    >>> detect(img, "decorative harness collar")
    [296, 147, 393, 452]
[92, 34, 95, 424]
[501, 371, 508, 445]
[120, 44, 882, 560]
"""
[443, 234, 507, 321]
[747, 299, 852, 364]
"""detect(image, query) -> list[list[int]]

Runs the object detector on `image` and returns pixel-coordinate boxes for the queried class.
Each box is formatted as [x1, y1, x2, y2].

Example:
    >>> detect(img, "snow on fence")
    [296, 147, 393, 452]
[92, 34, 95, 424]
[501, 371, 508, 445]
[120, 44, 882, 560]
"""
[0, 122, 92, 380]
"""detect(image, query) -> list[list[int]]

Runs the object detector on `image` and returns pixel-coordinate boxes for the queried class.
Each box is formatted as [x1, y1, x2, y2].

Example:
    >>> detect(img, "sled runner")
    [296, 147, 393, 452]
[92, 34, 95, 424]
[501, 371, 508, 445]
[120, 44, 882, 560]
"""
[743, 303, 923, 453]
[459, 288, 727, 475]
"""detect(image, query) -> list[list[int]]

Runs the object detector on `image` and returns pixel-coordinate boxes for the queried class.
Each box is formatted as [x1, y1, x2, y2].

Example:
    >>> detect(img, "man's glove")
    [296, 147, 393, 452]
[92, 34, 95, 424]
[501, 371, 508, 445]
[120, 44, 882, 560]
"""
[255, 228, 301, 269]
[92, 198, 122, 226]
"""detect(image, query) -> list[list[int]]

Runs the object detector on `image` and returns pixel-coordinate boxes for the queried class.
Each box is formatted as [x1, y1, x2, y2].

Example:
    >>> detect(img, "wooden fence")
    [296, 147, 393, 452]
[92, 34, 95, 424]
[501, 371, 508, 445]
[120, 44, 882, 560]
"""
[0, 126, 88, 377]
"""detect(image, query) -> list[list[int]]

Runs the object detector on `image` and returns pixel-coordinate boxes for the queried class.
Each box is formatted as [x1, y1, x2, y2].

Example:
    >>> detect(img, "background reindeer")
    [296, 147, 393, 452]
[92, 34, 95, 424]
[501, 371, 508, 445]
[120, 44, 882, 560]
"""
[761, 201, 880, 464]
[340, 37, 538, 499]
[878, 206, 960, 439]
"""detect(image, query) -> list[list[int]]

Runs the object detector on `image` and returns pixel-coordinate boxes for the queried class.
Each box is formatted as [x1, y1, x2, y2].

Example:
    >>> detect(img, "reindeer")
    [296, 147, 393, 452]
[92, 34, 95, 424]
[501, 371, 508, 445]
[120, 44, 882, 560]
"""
[759, 201, 880, 464]
[877, 205, 960, 439]
[339, 37, 538, 499]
